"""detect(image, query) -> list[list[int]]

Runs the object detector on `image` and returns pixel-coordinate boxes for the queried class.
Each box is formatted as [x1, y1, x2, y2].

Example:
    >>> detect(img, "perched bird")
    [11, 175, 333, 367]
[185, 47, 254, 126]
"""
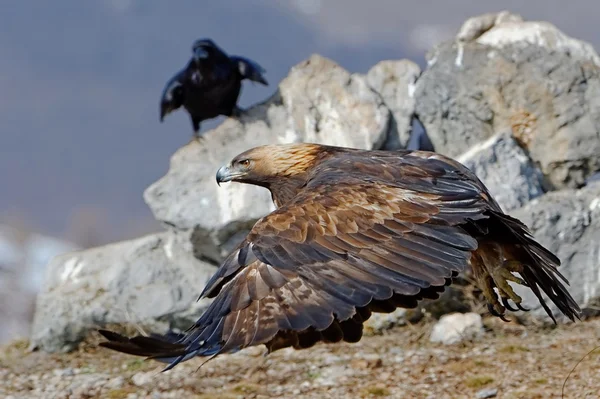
[99, 143, 580, 370]
[159, 39, 268, 139]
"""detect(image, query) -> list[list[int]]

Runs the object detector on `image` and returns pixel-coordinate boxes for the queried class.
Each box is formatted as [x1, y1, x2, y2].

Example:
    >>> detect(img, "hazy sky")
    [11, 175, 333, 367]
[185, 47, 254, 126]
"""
[1, 1, 598, 245]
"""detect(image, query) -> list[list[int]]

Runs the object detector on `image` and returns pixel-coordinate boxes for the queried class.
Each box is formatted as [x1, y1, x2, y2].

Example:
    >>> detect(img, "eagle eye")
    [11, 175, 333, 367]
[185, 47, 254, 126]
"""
[237, 159, 251, 168]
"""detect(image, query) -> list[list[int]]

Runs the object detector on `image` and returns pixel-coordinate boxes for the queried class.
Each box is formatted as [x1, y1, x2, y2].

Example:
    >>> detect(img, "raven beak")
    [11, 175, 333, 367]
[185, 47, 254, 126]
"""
[216, 165, 233, 186]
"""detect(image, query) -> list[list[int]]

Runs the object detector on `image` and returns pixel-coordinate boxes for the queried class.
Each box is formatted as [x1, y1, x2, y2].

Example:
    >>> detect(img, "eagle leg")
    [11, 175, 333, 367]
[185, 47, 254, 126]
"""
[490, 261, 528, 310]
[473, 244, 530, 320]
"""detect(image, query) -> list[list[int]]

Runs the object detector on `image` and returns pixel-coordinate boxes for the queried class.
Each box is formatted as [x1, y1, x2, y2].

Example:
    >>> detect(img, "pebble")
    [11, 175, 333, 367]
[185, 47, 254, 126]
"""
[131, 371, 154, 387]
[430, 312, 484, 345]
[53, 368, 75, 377]
[476, 388, 499, 398]
[105, 376, 125, 390]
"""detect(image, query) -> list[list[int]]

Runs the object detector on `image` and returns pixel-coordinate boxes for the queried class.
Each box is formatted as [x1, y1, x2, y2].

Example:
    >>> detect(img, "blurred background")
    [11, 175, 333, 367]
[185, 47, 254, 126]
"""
[1, 0, 598, 343]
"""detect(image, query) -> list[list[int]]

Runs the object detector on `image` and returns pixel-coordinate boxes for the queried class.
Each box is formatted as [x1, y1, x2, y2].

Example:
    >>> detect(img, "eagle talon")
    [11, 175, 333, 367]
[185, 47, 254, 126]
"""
[502, 297, 519, 312]
[490, 267, 526, 310]
[516, 303, 530, 312]
[487, 303, 504, 318]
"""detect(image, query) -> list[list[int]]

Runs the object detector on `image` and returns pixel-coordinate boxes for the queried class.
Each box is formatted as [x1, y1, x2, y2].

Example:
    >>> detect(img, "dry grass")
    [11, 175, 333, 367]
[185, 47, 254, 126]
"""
[1, 317, 600, 398]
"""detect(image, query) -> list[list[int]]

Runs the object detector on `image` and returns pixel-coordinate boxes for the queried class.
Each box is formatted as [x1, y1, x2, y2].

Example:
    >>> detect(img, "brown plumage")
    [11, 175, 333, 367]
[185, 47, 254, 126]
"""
[98, 143, 581, 370]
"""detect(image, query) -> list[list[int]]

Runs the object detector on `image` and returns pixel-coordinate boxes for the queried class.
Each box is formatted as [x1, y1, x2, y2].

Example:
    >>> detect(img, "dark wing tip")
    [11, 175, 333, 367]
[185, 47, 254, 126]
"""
[231, 56, 268, 85]
[97, 329, 188, 359]
[519, 265, 582, 324]
[97, 329, 129, 342]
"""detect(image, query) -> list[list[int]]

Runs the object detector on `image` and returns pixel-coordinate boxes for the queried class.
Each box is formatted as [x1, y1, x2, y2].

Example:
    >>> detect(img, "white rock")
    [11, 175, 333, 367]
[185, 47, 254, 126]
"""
[457, 11, 600, 67]
[365, 59, 421, 149]
[476, 21, 600, 67]
[105, 376, 125, 390]
[364, 309, 407, 334]
[131, 371, 154, 387]
[30, 231, 215, 352]
[429, 312, 484, 345]
[416, 12, 600, 188]
[457, 132, 545, 211]
[476, 387, 499, 399]
[457, 11, 523, 42]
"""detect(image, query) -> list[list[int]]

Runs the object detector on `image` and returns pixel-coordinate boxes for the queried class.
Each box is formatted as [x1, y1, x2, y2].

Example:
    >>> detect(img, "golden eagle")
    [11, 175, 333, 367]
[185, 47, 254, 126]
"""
[99, 143, 580, 370]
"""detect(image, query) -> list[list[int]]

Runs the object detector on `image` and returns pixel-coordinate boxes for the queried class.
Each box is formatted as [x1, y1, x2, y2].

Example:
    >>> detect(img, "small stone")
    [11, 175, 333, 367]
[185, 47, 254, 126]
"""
[105, 376, 125, 390]
[131, 371, 154, 387]
[429, 312, 484, 345]
[476, 387, 499, 398]
[53, 368, 75, 377]
[364, 308, 407, 334]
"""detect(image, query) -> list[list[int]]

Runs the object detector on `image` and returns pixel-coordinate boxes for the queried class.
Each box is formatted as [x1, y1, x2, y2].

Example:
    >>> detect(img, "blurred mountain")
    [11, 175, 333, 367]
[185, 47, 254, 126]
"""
[0, 224, 79, 343]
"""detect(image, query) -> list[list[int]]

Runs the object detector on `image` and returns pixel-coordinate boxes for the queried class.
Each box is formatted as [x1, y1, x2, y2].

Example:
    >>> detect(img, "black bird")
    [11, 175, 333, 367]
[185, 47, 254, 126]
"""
[159, 39, 269, 139]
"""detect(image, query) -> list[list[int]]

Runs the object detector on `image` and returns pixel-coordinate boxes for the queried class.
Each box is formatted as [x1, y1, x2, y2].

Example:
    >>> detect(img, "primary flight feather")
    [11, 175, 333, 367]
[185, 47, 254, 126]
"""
[99, 143, 581, 370]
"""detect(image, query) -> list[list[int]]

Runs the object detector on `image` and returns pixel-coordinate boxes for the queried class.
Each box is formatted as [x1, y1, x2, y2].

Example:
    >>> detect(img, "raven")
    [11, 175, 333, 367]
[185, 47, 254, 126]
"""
[159, 39, 269, 139]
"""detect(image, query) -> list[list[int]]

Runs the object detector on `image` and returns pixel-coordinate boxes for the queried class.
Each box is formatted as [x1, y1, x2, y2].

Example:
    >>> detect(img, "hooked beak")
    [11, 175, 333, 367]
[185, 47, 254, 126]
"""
[216, 165, 235, 186]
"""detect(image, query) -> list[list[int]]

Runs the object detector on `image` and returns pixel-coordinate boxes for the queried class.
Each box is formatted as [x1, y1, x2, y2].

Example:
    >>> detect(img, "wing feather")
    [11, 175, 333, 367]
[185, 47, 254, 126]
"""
[99, 149, 504, 368]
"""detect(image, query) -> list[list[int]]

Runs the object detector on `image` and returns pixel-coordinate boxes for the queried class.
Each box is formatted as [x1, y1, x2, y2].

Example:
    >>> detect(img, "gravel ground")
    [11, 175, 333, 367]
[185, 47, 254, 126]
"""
[1, 317, 599, 399]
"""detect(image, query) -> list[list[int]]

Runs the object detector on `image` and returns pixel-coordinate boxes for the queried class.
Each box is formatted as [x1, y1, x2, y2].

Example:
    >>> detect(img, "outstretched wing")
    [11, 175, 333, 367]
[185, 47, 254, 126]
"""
[100, 151, 494, 369]
[230, 55, 268, 85]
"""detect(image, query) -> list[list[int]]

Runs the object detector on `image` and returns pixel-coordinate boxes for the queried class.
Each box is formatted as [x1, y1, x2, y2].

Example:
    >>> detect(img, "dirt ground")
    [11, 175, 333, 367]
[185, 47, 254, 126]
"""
[1, 317, 599, 399]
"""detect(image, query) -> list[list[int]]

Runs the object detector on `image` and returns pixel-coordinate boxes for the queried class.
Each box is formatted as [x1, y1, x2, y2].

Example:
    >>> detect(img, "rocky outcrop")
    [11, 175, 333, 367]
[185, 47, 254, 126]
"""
[415, 11, 600, 189]
[364, 60, 421, 150]
[30, 231, 215, 352]
[30, 12, 600, 352]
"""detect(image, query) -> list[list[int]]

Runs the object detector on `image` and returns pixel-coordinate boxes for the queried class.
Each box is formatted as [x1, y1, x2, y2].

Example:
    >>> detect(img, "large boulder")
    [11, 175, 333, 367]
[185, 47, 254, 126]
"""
[415, 11, 600, 189]
[30, 231, 215, 352]
[511, 181, 600, 321]
[364, 59, 421, 150]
